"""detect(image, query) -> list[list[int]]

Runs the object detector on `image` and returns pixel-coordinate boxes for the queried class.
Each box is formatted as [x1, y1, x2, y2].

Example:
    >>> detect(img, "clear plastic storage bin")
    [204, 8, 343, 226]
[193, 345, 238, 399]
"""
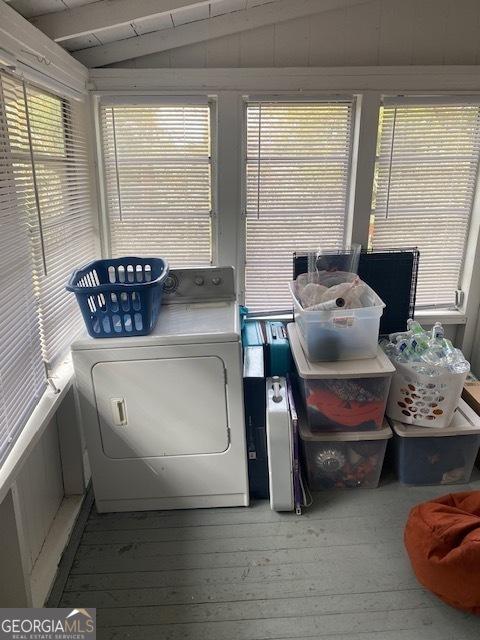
[300, 417, 392, 489]
[288, 324, 395, 432]
[289, 275, 385, 362]
[390, 399, 480, 486]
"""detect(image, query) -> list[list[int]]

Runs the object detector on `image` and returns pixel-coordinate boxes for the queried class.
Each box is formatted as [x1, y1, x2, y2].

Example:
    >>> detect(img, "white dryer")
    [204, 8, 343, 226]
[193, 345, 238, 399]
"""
[71, 266, 249, 512]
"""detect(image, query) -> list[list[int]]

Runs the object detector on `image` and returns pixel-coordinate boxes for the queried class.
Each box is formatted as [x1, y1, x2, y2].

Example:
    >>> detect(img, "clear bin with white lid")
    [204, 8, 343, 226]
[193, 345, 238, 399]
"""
[288, 323, 395, 432]
[390, 398, 480, 486]
[290, 272, 385, 362]
[300, 417, 392, 489]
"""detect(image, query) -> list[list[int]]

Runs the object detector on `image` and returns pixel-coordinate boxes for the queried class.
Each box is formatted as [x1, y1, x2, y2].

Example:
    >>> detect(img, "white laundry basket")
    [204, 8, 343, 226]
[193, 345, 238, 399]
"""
[386, 360, 468, 428]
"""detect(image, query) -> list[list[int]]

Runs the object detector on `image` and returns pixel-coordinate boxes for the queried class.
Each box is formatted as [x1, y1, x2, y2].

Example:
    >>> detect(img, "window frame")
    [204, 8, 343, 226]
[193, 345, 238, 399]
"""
[0, 70, 97, 469]
[369, 94, 480, 311]
[241, 95, 357, 311]
[90, 75, 480, 360]
[238, 93, 358, 308]
[95, 94, 217, 268]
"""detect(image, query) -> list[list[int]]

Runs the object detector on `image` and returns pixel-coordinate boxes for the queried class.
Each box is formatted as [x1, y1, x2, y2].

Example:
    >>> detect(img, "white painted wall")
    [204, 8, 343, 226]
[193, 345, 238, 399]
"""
[107, 0, 480, 69]
[13, 418, 64, 576]
[0, 386, 89, 607]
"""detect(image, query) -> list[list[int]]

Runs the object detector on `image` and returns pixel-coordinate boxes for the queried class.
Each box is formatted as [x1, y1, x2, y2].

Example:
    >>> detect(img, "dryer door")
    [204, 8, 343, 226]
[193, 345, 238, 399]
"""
[92, 356, 229, 459]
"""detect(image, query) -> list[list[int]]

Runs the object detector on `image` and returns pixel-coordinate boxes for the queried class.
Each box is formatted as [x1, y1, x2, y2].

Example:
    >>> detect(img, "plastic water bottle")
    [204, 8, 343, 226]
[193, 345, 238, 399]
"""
[431, 322, 444, 340]
[388, 331, 410, 343]
[382, 317, 470, 375]
[406, 319, 426, 336]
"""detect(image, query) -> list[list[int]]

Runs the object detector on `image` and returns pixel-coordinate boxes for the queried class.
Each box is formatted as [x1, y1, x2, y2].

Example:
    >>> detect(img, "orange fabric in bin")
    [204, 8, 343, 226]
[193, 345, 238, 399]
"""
[307, 388, 385, 427]
[404, 492, 480, 615]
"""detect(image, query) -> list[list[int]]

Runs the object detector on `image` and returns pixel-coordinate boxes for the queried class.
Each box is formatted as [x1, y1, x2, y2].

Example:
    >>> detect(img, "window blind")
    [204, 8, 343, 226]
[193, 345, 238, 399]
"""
[371, 101, 480, 308]
[100, 102, 212, 267]
[0, 73, 45, 465]
[4, 74, 97, 368]
[25, 83, 97, 366]
[245, 101, 354, 311]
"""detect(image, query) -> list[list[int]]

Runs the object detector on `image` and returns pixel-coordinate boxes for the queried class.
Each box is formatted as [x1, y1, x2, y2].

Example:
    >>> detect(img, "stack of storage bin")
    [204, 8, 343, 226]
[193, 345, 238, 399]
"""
[381, 326, 480, 486]
[288, 322, 395, 489]
[389, 399, 480, 485]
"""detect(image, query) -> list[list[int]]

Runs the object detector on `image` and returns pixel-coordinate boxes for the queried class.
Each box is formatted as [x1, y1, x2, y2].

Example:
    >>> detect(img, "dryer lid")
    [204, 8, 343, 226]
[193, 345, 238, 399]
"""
[72, 301, 240, 350]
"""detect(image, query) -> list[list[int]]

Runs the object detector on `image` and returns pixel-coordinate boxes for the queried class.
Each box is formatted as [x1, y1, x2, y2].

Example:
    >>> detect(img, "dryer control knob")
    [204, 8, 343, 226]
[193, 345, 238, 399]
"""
[163, 274, 178, 293]
[194, 276, 205, 286]
[211, 276, 222, 286]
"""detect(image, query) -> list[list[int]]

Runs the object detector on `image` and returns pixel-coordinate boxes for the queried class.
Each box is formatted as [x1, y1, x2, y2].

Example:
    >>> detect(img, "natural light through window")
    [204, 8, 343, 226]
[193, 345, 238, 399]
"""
[245, 101, 354, 311]
[370, 101, 480, 309]
[101, 102, 213, 267]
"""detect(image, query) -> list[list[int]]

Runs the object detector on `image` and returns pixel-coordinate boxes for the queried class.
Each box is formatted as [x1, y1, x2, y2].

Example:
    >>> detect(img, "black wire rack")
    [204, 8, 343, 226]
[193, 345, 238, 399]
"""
[293, 248, 420, 335]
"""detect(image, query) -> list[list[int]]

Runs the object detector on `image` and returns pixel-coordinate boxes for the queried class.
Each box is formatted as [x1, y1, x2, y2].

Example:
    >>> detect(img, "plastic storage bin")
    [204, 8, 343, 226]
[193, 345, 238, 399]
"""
[66, 257, 169, 338]
[300, 417, 392, 489]
[288, 323, 395, 432]
[386, 359, 468, 428]
[290, 275, 385, 362]
[390, 399, 480, 486]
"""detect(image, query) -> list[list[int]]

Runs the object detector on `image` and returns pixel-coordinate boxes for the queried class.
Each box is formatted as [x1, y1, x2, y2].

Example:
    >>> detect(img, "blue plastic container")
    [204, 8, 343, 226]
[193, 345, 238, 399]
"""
[390, 399, 480, 486]
[66, 257, 169, 338]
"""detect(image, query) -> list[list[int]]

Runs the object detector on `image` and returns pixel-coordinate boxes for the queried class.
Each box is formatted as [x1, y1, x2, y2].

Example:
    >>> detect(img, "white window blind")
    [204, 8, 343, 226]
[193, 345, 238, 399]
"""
[0, 73, 45, 466]
[245, 101, 354, 311]
[4, 75, 97, 367]
[0, 70, 96, 465]
[24, 83, 97, 366]
[371, 100, 480, 309]
[100, 102, 212, 267]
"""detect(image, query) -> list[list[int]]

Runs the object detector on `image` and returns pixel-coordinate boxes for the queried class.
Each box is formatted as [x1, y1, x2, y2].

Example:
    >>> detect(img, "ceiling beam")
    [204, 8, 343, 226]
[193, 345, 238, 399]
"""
[74, 0, 372, 67]
[30, 0, 214, 43]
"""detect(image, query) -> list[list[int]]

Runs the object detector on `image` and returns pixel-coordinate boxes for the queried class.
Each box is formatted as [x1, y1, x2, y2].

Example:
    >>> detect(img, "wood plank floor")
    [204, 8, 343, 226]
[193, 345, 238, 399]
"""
[57, 475, 480, 640]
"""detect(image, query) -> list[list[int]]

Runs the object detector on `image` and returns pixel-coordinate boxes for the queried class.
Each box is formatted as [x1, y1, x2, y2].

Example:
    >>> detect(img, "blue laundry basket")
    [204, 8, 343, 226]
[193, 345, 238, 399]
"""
[66, 257, 169, 338]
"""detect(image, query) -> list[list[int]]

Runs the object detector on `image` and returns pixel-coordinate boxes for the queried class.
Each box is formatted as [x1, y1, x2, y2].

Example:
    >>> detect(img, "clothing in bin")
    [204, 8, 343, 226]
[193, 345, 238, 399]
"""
[288, 323, 395, 432]
[305, 377, 391, 431]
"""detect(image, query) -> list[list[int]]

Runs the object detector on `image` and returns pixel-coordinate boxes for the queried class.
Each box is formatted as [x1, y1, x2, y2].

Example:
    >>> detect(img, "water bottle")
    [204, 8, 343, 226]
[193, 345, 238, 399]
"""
[388, 331, 410, 343]
[445, 348, 469, 373]
[431, 322, 444, 340]
[406, 319, 424, 335]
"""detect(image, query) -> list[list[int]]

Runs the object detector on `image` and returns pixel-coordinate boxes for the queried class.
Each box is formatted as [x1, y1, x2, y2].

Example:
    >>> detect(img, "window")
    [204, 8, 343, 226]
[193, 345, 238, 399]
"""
[22, 84, 97, 367]
[0, 73, 45, 466]
[245, 101, 355, 311]
[0, 71, 96, 465]
[371, 100, 480, 309]
[100, 100, 213, 267]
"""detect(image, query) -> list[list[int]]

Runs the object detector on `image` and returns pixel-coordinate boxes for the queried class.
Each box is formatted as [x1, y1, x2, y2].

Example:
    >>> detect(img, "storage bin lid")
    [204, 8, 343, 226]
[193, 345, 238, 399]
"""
[299, 418, 392, 442]
[287, 323, 395, 379]
[390, 398, 480, 437]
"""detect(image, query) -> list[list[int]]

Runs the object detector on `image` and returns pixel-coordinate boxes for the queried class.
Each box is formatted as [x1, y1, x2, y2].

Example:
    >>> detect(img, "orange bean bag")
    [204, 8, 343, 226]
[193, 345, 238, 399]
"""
[404, 491, 480, 615]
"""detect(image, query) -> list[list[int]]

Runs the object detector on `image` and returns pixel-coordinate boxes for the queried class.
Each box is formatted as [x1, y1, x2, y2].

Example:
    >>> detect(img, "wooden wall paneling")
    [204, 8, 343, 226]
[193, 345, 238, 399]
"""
[0, 491, 32, 606]
[378, 0, 415, 65]
[135, 50, 172, 68]
[411, 0, 449, 65]
[343, 0, 381, 66]
[240, 25, 275, 66]
[308, 7, 347, 67]
[14, 419, 63, 571]
[207, 33, 242, 67]
[443, 0, 480, 65]
[170, 40, 207, 67]
[273, 16, 309, 67]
